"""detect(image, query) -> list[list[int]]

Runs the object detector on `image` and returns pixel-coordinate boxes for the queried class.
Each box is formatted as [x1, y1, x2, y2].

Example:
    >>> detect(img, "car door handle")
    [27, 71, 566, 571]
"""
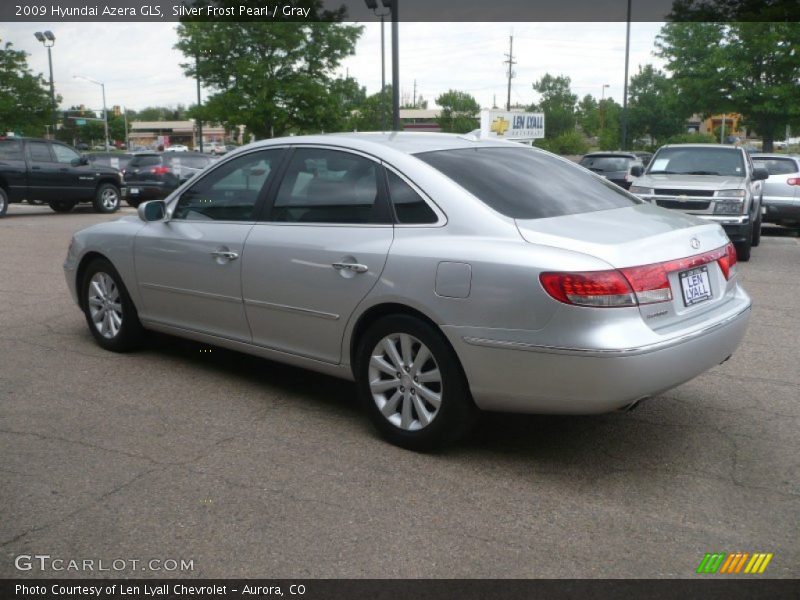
[332, 262, 368, 273]
[210, 250, 239, 260]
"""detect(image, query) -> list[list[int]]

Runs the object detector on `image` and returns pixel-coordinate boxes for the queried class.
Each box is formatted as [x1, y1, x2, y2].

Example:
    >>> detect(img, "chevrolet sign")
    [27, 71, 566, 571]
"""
[480, 110, 545, 141]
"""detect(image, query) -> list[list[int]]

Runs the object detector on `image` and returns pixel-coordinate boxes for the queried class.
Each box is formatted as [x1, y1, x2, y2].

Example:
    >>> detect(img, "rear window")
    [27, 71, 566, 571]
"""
[752, 157, 798, 176]
[0, 139, 22, 160]
[579, 155, 634, 172]
[128, 155, 162, 168]
[415, 147, 640, 220]
[647, 147, 745, 177]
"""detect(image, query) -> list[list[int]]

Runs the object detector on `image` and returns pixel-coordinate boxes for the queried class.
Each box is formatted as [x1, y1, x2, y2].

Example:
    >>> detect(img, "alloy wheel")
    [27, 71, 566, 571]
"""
[368, 333, 443, 431]
[87, 272, 123, 339]
[101, 187, 119, 210]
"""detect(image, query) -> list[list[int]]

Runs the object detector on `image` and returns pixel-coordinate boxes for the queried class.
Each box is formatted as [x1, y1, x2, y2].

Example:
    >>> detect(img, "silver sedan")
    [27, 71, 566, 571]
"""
[64, 133, 751, 450]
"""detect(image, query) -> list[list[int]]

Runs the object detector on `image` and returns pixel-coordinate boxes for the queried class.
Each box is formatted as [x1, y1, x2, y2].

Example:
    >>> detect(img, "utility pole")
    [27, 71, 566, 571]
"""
[504, 34, 516, 111]
[391, 0, 399, 131]
[196, 53, 203, 152]
[123, 106, 129, 150]
[621, 0, 632, 150]
[720, 113, 726, 144]
[413, 79, 417, 108]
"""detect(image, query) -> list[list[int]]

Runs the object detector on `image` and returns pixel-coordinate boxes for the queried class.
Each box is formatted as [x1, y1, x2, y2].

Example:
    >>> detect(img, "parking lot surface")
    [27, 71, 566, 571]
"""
[1, 204, 798, 578]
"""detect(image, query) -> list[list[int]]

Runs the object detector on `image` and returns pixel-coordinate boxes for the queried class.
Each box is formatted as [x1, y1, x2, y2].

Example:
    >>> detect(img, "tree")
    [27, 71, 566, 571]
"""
[348, 85, 392, 132]
[175, 2, 363, 139]
[0, 40, 57, 137]
[529, 74, 578, 139]
[627, 64, 686, 148]
[576, 94, 599, 137]
[134, 105, 191, 121]
[435, 90, 480, 133]
[657, 20, 800, 151]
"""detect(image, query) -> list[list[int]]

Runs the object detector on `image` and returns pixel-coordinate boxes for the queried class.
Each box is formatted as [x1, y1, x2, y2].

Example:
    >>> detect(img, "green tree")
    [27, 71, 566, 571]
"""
[348, 85, 392, 132]
[657, 20, 800, 151]
[598, 98, 622, 150]
[176, 2, 362, 139]
[435, 90, 480, 133]
[0, 40, 57, 137]
[576, 94, 599, 137]
[529, 74, 578, 139]
[627, 64, 686, 148]
[134, 105, 190, 121]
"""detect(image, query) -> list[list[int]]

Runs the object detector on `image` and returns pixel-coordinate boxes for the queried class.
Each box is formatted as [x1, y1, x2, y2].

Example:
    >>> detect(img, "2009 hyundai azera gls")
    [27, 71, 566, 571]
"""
[64, 133, 751, 450]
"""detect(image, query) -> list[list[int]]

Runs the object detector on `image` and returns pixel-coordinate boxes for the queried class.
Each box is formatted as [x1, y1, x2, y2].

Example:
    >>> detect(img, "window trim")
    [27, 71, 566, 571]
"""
[258, 144, 393, 227]
[165, 147, 289, 224]
[381, 162, 447, 227]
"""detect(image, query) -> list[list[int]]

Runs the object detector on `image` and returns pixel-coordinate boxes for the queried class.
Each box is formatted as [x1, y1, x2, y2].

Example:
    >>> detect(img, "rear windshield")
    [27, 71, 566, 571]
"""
[647, 147, 745, 177]
[128, 155, 162, 168]
[0, 139, 23, 160]
[752, 157, 798, 176]
[415, 146, 640, 220]
[579, 155, 635, 172]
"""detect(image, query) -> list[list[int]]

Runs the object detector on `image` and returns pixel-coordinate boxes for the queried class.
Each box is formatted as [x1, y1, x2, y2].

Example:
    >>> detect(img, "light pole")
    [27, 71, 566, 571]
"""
[34, 31, 56, 138]
[621, 0, 632, 150]
[74, 75, 109, 151]
[196, 52, 203, 151]
[389, 0, 399, 131]
[364, 0, 390, 131]
[599, 83, 610, 137]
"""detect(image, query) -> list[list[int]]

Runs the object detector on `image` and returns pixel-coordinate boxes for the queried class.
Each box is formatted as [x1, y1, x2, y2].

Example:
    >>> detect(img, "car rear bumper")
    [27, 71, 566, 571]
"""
[122, 183, 172, 202]
[443, 293, 751, 414]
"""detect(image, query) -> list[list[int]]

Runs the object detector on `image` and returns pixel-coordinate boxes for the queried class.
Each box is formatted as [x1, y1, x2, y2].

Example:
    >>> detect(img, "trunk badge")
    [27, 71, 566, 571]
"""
[690, 237, 700, 249]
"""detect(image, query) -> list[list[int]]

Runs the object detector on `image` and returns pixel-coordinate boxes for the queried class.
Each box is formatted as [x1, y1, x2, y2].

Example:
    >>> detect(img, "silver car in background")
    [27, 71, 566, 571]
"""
[751, 154, 800, 227]
[64, 133, 751, 450]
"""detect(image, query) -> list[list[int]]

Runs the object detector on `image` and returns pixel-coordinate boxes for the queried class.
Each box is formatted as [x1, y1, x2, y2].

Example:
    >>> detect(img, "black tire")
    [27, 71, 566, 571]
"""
[81, 258, 144, 352]
[93, 182, 121, 213]
[0, 187, 8, 218]
[735, 235, 752, 262]
[49, 200, 77, 213]
[355, 314, 478, 451]
[752, 210, 762, 248]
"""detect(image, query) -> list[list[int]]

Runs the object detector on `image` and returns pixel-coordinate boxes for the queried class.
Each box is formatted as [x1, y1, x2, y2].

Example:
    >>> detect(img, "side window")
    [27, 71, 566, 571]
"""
[27, 142, 53, 162]
[52, 144, 80, 164]
[386, 170, 438, 224]
[0, 140, 23, 160]
[271, 148, 383, 224]
[172, 149, 281, 221]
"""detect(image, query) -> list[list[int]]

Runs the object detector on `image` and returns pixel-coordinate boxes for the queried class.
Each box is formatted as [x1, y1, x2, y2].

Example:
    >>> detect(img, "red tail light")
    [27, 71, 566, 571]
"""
[787, 177, 799, 186]
[540, 244, 736, 308]
[150, 166, 171, 175]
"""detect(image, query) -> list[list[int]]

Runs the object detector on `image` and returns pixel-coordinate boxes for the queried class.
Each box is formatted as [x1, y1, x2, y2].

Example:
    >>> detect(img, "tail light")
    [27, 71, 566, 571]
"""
[150, 166, 171, 175]
[787, 177, 799, 186]
[540, 243, 736, 308]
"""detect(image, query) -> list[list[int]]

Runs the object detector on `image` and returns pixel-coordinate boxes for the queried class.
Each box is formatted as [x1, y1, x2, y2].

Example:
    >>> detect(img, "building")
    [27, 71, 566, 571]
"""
[128, 120, 229, 150]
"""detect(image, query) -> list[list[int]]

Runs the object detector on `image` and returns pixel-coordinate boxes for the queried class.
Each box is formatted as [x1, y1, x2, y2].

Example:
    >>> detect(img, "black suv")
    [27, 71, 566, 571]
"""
[122, 152, 216, 206]
[0, 137, 123, 217]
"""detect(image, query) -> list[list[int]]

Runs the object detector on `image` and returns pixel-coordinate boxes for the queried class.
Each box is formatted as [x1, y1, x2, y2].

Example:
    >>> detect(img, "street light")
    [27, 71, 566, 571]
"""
[34, 30, 56, 138]
[599, 83, 610, 137]
[74, 75, 109, 151]
[621, 0, 632, 150]
[364, 0, 390, 131]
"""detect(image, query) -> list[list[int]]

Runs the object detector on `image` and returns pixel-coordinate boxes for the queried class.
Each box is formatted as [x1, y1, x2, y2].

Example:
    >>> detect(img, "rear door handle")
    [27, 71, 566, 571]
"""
[210, 250, 239, 260]
[332, 262, 368, 273]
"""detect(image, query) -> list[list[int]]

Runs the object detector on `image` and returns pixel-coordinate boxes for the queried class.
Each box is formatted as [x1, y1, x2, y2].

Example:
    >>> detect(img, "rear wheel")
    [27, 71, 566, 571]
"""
[735, 228, 752, 262]
[49, 200, 77, 213]
[0, 187, 8, 217]
[356, 315, 478, 451]
[752, 210, 762, 248]
[93, 183, 121, 213]
[81, 258, 144, 352]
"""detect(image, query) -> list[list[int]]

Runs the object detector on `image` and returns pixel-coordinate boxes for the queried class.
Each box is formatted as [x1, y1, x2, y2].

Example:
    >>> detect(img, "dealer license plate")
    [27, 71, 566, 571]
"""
[129, 188, 140, 195]
[680, 266, 712, 306]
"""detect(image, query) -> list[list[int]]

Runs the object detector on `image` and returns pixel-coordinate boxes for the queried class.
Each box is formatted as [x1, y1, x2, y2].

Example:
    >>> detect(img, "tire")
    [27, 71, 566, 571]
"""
[735, 229, 752, 262]
[93, 183, 121, 213]
[0, 187, 8, 218]
[81, 258, 144, 352]
[49, 200, 77, 213]
[752, 209, 762, 248]
[355, 314, 478, 451]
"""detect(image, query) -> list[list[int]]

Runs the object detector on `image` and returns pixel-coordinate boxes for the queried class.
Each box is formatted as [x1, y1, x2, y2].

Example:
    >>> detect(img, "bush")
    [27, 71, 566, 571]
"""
[662, 132, 717, 145]
[548, 130, 589, 155]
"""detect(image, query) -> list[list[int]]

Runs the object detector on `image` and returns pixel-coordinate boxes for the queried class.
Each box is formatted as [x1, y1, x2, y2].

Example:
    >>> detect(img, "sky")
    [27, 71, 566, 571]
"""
[2, 21, 667, 114]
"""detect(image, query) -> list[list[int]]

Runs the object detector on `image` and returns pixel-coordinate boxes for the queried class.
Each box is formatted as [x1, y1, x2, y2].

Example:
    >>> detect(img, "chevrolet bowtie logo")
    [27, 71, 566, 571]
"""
[491, 117, 510, 135]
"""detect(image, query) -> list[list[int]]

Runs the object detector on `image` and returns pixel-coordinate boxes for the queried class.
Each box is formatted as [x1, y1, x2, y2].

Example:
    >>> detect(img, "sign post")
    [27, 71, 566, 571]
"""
[479, 109, 545, 142]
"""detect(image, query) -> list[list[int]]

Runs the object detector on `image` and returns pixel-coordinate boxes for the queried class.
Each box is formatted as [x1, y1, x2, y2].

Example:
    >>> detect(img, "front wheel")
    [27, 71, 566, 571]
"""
[49, 200, 77, 213]
[356, 315, 478, 451]
[81, 258, 143, 352]
[0, 187, 8, 217]
[752, 210, 762, 248]
[93, 183, 121, 213]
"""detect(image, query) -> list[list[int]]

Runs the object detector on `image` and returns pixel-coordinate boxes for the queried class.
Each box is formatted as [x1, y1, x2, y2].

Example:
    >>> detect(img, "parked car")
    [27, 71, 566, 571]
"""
[204, 142, 227, 155]
[121, 152, 216, 206]
[165, 144, 189, 152]
[628, 144, 768, 261]
[750, 154, 800, 227]
[64, 133, 751, 450]
[0, 137, 122, 217]
[632, 151, 653, 166]
[579, 152, 645, 189]
[86, 152, 134, 172]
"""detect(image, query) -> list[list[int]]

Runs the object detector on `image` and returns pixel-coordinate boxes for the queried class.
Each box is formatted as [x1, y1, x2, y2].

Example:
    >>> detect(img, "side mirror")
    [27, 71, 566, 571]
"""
[752, 167, 769, 181]
[630, 165, 644, 178]
[138, 200, 166, 222]
[72, 155, 90, 167]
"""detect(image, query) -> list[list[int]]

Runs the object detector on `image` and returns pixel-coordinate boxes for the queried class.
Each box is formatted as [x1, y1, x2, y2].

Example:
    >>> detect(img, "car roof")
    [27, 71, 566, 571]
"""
[246, 132, 521, 156]
[582, 152, 638, 158]
[660, 143, 742, 150]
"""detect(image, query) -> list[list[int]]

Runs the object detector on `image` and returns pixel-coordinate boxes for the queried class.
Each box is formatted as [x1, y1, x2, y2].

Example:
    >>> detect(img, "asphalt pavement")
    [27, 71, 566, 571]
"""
[1, 203, 798, 578]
